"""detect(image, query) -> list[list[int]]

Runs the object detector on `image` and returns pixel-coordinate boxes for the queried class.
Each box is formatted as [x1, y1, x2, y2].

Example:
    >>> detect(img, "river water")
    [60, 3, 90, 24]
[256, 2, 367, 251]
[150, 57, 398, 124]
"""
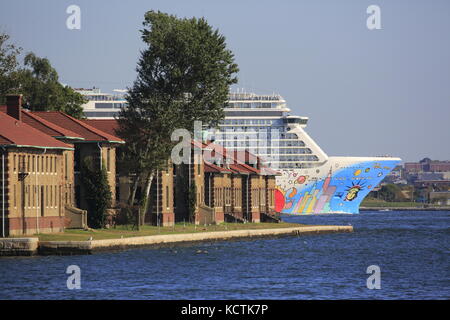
[0, 210, 448, 300]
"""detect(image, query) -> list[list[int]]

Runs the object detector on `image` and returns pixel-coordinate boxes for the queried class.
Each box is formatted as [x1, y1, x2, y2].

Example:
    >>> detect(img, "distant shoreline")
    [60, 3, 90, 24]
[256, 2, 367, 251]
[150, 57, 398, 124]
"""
[360, 206, 450, 211]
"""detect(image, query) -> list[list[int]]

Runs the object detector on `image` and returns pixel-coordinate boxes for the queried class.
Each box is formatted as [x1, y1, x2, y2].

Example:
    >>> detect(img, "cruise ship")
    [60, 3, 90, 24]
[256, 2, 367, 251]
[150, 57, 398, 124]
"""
[207, 92, 401, 214]
[78, 89, 401, 214]
[75, 88, 128, 119]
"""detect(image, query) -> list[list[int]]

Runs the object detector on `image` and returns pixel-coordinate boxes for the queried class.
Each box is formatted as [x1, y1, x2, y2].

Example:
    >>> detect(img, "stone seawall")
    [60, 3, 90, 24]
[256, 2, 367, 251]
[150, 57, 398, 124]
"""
[0, 238, 39, 256]
[38, 225, 353, 255]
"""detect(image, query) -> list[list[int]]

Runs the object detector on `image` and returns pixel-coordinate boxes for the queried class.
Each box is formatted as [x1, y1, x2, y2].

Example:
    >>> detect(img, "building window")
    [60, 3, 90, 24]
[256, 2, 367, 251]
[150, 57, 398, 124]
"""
[225, 188, 231, 206]
[32, 186, 35, 207]
[65, 153, 68, 179]
[107, 148, 111, 172]
[166, 186, 169, 208]
[58, 186, 61, 210]
[13, 185, 16, 208]
[18, 155, 23, 172]
[216, 188, 219, 207]
[27, 185, 30, 207]
[13, 155, 17, 172]
[41, 186, 45, 217]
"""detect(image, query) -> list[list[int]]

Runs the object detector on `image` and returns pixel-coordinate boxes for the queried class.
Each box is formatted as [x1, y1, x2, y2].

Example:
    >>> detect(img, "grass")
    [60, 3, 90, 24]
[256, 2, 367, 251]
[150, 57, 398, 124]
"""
[361, 198, 425, 208]
[34, 222, 304, 242]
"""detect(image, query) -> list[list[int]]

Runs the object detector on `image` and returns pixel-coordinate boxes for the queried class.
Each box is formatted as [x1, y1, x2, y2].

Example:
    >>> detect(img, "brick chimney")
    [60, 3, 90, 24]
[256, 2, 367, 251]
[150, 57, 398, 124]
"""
[6, 94, 22, 121]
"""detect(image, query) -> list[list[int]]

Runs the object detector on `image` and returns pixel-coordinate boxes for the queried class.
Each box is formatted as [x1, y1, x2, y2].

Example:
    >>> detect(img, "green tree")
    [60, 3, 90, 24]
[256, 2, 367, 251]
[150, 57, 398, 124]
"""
[0, 32, 22, 102]
[18, 53, 86, 118]
[0, 32, 85, 118]
[378, 184, 403, 202]
[81, 157, 112, 228]
[116, 11, 238, 222]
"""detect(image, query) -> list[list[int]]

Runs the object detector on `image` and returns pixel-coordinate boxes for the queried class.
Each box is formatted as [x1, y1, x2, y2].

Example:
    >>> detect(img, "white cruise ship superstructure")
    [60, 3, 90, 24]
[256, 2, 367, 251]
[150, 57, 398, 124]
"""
[75, 88, 128, 119]
[209, 92, 328, 170]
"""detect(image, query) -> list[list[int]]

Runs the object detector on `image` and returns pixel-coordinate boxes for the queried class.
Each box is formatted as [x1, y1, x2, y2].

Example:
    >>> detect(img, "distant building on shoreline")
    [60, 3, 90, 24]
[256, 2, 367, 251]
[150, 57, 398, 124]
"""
[380, 158, 450, 204]
[404, 158, 450, 173]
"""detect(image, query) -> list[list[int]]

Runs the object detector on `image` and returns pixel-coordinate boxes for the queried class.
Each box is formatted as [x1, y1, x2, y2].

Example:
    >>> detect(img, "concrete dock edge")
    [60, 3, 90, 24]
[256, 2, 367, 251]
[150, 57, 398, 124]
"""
[37, 225, 353, 255]
[0, 238, 39, 256]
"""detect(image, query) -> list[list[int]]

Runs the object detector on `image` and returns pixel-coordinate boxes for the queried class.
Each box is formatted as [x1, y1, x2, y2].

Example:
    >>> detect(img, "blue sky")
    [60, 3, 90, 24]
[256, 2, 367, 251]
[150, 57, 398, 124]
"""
[1, 0, 449, 162]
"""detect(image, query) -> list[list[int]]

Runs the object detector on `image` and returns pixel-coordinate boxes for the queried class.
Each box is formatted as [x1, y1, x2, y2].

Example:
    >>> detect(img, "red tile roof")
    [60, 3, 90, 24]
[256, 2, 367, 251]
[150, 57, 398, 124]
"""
[24, 111, 84, 140]
[0, 106, 85, 140]
[204, 161, 232, 173]
[0, 112, 73, 150]
[81, 119, 120, 137]
[32, 111, 124, 143]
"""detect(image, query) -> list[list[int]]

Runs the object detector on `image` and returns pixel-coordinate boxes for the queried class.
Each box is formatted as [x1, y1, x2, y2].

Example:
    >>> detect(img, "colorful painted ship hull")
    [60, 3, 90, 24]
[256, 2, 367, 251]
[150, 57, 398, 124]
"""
[274, 157, 401, 214]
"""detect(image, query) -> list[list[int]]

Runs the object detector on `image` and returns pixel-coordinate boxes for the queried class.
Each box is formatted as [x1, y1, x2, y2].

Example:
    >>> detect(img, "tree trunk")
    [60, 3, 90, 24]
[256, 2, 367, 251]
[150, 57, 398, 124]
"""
[128, 174, 140, 206]
[140, 171, 154, 225]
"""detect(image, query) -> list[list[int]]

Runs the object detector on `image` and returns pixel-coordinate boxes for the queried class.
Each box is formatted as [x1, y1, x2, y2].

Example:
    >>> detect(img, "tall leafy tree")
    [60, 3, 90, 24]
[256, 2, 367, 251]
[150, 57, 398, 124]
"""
[0, 32, 85, 118]
[0, 32, 22, 102]
[18, 53, 86, 118]
[116, 11, 238, 222]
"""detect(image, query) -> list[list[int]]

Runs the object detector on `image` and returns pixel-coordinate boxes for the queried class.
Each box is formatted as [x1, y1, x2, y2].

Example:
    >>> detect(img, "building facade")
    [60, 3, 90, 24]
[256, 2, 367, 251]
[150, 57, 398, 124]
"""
[29, 112, 124, 211]
[0, 95, 75, 236]
[81, 120, 280, 227]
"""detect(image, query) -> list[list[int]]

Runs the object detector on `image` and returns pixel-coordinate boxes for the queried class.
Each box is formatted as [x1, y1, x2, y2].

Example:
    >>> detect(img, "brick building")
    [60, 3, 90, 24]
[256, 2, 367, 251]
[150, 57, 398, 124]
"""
[84, 120, 280, 226]
[0, 99, 124, 213]
[405, 158, 450, 173]
[0, 95, 75, 236]
[203, 144, 278, 223]
[0, 95, 126, 236]
[31, 112, 124, 211]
